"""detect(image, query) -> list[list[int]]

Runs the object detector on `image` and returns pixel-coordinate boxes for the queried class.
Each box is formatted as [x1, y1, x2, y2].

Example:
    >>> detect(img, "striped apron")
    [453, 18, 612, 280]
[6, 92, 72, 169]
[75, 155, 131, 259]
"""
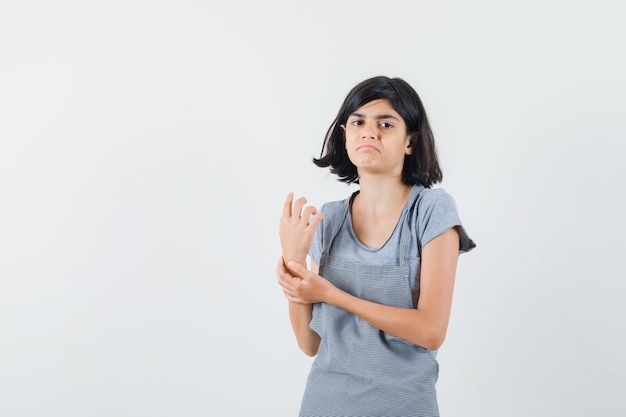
[300, 187, 440, 417]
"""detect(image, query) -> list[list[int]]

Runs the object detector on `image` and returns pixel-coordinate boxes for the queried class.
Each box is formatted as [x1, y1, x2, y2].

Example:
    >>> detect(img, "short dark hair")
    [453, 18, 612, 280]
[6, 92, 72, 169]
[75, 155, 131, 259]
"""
[313, 76, 442, 188]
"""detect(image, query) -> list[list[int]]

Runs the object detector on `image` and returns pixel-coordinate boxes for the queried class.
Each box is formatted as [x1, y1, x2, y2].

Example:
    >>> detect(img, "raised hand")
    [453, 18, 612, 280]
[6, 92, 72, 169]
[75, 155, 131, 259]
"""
[279, 192, 324, 266]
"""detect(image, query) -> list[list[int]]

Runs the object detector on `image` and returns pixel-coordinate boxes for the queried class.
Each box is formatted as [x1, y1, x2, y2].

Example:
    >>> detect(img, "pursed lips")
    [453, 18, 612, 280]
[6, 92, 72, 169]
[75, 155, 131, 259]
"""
[356, 144, 379, 152]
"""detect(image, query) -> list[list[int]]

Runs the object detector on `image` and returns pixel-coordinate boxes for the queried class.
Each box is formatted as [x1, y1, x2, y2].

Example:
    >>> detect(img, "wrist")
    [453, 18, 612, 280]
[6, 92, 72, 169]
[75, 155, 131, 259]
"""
[282, 255, 307, 267]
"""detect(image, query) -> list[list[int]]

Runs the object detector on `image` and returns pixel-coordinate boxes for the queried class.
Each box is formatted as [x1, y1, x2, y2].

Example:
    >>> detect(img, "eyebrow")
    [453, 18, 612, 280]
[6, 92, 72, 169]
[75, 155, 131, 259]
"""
[349, 112, 400, 121]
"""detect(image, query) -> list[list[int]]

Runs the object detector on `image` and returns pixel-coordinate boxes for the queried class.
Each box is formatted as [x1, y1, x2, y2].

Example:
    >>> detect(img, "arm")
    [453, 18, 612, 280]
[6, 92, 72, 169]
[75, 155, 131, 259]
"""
[285, 227, 460, 351]
[278, 259, 321, 356]
[277, 192, 323, 356]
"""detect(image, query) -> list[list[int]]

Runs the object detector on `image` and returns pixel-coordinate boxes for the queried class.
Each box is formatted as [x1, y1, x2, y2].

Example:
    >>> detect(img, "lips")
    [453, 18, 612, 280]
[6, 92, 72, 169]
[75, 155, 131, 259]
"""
[356, 144, 379, 151]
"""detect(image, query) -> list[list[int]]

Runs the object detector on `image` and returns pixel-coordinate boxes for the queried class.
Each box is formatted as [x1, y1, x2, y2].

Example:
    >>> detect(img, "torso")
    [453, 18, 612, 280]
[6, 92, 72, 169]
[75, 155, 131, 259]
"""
[301, 185, 441, 416]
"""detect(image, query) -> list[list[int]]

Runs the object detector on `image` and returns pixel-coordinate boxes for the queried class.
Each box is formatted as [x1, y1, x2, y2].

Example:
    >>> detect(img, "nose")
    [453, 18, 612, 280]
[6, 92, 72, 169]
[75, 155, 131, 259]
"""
[361, 123, 378, 140]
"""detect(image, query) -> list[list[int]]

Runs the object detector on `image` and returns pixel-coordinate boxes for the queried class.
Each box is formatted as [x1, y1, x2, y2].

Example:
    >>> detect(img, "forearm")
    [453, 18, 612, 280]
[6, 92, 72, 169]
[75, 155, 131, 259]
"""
[325, 288, 446, 350]
[283, 259, 449, 351]
[288, 301, 320, 356]
[326, 228, 460, 350]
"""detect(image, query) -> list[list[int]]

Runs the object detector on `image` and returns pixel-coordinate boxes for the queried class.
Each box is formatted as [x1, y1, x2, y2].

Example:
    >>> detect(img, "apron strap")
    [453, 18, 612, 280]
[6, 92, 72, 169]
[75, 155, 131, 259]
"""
[321, 193, 352, 257]
[398, 186, 422, 265]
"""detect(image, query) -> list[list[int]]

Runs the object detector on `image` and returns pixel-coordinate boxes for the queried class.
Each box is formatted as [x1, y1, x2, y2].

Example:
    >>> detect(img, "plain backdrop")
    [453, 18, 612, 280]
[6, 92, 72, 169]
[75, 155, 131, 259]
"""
[1, 1, 624, 416]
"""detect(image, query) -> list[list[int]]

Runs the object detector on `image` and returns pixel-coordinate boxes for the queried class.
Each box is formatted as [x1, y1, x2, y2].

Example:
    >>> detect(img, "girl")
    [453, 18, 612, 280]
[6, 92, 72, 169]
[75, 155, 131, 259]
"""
[277, 76, 475, 416]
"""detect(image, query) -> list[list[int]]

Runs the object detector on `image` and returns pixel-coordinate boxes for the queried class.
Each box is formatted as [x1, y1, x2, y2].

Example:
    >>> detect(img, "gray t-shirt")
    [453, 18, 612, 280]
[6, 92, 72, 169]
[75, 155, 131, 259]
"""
[309, 185, 475, 307]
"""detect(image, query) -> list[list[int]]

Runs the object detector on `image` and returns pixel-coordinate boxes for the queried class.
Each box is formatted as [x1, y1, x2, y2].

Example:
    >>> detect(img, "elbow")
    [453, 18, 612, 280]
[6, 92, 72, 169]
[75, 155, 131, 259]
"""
[299, 343, 318, 357]
[298, 334, 320, 357]
[422, 338, 445, 351]
[420, 328, 447, 351]
[302, 348, 318, 357]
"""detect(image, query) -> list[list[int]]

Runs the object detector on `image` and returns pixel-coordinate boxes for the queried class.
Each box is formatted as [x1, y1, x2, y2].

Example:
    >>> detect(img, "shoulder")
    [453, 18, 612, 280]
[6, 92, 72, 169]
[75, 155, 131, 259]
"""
[409, 186, 477, 252]
[413, 186, 459, 220]
[410, 186, 462, 244]
[416, 186, 456, 207]
[319, 199, 344, 216]
[319, 192, 353, 221]
[309, 194, 351, 261]
[314, 195, 350, 234]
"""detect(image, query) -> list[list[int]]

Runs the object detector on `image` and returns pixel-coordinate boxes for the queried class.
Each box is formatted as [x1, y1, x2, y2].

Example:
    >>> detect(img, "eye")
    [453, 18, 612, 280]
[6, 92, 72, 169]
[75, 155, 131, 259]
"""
[379, 122, 393, 128]
[349, 119, 363, 126]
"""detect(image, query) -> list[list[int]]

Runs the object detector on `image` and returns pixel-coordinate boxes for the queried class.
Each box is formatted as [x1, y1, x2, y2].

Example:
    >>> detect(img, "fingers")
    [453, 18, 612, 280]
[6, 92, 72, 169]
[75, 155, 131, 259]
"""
[276, 257, 290, 281]
[291, 198, 321, 231]
[278, 257, 310, 283]
[277, 258, 300, 298]
[282, 192, 294, 218]
[281, 193, 317, 224]
[286, 260, 309, 278]
[277, 257, 298, 284]
[301, 205, 317, 222]
[277, 258, 314, 303]
[308, 212, 324, 230]
[285, 294, 307, 304]
[292, 197, 307, 222]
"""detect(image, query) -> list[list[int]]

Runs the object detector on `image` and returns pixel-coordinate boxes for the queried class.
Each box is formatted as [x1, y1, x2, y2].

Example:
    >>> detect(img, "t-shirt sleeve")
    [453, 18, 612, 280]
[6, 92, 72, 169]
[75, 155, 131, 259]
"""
[417, 189, 476, 254]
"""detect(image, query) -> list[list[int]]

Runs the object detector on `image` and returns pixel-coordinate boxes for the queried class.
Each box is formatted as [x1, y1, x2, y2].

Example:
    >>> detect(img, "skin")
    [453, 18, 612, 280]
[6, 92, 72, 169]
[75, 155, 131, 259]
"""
[277, 99, 460, 356]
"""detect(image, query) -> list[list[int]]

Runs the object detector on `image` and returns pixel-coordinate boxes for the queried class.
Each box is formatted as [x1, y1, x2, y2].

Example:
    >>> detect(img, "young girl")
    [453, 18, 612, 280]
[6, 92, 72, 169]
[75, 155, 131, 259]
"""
[277, 76, 475, 416]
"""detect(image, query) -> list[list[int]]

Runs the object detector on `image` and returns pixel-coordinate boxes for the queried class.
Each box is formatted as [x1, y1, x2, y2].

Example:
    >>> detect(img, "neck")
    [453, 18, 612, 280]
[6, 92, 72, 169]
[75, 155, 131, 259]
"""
[354, 175, 412, 214]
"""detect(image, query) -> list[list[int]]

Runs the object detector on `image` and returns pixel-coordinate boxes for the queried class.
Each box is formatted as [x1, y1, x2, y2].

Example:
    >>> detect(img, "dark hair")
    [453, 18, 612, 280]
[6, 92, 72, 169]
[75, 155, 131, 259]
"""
[313, 76, 442, 188]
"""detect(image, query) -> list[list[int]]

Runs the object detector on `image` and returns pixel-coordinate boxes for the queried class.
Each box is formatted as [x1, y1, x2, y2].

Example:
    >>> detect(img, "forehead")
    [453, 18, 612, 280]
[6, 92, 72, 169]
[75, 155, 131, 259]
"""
[350, 99, 401, 118]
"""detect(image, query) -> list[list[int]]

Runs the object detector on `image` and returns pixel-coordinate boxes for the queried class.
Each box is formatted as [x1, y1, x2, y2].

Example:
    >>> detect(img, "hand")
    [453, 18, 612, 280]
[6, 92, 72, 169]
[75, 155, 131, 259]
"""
[276, 258, 333, 304]
[279, 192, 324, 266]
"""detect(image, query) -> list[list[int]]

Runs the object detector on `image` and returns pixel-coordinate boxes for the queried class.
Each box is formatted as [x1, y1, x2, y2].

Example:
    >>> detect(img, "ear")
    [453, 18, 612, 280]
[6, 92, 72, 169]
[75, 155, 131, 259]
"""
[405, 133, 417, 155]
[340, 124, 346, 143]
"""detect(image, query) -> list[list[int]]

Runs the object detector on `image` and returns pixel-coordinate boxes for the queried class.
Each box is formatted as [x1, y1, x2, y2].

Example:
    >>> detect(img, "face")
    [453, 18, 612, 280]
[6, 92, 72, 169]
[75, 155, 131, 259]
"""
[341, 99, 413, 179]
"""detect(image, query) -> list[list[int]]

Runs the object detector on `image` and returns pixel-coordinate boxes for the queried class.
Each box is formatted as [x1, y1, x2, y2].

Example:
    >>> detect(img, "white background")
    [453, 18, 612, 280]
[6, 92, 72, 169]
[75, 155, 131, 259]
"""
[1, 1, 625, 416]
